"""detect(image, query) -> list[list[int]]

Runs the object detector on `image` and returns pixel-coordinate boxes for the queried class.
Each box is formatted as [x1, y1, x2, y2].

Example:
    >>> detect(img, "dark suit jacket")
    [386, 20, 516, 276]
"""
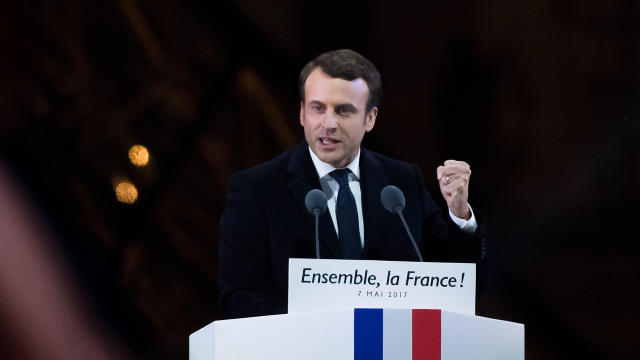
[218, 142, 487, 319]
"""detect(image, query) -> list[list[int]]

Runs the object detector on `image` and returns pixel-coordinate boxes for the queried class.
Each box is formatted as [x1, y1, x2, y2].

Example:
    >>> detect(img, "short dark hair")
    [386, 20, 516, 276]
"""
[298, 49, 382, 113]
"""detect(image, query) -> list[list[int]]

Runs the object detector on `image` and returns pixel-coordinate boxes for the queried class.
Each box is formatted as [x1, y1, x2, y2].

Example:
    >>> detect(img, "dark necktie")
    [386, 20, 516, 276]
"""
[330, 169, 362, 259]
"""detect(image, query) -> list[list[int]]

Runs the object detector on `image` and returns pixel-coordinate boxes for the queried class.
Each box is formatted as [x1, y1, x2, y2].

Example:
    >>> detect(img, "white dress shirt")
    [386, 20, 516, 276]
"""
[309, 147, 366, 247]
[308, 146, 477, 248]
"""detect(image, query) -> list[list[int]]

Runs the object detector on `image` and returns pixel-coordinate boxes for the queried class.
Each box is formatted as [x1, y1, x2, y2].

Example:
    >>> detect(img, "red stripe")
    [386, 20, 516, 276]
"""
[412, 309, 441, 360]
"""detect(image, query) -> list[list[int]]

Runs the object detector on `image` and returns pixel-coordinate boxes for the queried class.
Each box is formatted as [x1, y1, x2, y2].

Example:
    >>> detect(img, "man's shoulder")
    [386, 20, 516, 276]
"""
[230, 142, 305, 184]
[362, 147, 419, 173]
[360, 147, 429, 192]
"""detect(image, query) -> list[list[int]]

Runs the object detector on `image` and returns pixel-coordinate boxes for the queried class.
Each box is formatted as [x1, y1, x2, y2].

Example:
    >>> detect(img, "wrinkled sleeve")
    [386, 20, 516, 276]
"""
[413, 165, 488, 296]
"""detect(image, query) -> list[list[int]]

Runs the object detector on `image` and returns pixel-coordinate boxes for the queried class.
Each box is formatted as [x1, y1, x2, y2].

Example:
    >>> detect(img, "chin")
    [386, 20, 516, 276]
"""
[319, 154, 340, 167]
[318, 154, 335, 163]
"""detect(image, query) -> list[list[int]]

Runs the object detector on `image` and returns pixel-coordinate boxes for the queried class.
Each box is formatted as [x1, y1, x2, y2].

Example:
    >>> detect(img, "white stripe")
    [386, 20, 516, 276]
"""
[383, 309, 412, 360]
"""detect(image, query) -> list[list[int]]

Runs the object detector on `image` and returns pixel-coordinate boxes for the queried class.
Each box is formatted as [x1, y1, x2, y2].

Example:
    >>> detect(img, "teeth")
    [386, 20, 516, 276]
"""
[321, 138, 335, 145]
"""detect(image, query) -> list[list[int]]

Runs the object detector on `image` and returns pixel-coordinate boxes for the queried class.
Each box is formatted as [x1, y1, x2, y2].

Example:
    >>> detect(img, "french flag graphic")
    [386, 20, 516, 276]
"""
[354, 308, 441, 360]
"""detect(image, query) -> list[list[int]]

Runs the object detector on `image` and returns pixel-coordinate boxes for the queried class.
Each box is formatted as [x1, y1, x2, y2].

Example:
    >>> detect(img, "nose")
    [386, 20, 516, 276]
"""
[322, 111, 338, 129]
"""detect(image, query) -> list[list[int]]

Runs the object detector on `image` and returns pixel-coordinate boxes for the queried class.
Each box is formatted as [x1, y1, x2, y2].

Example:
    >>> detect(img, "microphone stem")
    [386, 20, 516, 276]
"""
[315, 214, 320, 259]
[398, 211, 424, 262]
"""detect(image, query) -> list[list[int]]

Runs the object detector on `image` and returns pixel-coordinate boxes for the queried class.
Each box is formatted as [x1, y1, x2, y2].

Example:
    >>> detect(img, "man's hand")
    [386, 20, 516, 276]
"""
[437, 160, 471, 220]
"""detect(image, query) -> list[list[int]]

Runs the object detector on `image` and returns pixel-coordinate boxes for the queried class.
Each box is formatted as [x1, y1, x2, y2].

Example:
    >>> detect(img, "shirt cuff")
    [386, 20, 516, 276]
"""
[448, 204, 478, 234]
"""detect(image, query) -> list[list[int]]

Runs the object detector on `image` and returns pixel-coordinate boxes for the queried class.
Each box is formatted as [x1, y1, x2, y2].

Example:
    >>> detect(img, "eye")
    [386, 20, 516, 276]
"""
[336, 105, 356, 116]
[310, 103, 324, 112]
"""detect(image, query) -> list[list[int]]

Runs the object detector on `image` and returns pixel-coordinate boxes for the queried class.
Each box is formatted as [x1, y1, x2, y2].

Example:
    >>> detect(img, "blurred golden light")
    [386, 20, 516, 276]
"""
[115, 181, 138, 204]
[128, 145, 150, 167]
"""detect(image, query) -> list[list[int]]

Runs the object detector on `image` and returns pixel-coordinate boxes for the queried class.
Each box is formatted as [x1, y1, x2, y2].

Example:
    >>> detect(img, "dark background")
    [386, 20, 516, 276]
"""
[1, 1, 638, 359]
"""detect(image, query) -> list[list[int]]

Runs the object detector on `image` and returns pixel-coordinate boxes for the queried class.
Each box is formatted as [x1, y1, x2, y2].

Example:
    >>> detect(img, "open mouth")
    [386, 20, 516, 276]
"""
[319, 137, 339, 145]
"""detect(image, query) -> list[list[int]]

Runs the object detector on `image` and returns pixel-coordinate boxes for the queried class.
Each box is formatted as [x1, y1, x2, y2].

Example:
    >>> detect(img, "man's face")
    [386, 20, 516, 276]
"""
[300, 68, 377, 168]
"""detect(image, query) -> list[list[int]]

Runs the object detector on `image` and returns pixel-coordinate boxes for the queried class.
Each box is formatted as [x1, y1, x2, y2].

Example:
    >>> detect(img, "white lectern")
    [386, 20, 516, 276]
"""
[189, 308, 524, 360]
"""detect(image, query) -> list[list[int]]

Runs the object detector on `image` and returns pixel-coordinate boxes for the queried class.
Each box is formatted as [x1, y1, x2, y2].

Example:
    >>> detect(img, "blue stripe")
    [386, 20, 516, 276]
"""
[354, 308, 383, 360]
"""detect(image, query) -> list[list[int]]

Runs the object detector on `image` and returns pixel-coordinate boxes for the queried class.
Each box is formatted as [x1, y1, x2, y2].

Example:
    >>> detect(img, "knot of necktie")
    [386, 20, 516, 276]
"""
[330, 169, 351, 187]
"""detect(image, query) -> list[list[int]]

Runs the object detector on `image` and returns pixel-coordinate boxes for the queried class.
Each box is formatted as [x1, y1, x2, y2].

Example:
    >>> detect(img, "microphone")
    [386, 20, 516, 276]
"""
[380, 185, 424, 262]
[305, 189, 328, 259]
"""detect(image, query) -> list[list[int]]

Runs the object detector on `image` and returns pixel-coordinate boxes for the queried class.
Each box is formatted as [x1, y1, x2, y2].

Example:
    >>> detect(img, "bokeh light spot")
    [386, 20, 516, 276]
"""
[128, 145, 150, 167]
[115, 181, 138, 204]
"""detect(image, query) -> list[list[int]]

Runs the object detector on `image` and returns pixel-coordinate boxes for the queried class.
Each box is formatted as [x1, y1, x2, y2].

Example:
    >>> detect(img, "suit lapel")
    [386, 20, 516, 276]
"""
[359, 147, 389, 255]
[286, 142, 340, 258]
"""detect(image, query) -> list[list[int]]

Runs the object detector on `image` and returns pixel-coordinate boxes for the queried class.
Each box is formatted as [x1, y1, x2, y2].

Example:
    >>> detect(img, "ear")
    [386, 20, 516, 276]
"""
[364, 106, 378, 132]
[299, 102, 305, 127]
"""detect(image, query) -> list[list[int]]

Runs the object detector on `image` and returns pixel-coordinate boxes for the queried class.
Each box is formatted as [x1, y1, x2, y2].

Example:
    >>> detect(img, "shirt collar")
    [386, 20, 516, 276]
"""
[308, 146, 361, 180]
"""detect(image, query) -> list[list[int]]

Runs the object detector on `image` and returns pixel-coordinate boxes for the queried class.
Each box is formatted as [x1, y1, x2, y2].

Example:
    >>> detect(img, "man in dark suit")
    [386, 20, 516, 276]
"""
[218, 49, 487, 319]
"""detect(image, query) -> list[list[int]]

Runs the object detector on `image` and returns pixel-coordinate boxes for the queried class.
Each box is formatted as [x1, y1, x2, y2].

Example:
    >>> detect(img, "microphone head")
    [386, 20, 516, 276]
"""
[305, 189, 328, 216]
[381, 185, 405, 213]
